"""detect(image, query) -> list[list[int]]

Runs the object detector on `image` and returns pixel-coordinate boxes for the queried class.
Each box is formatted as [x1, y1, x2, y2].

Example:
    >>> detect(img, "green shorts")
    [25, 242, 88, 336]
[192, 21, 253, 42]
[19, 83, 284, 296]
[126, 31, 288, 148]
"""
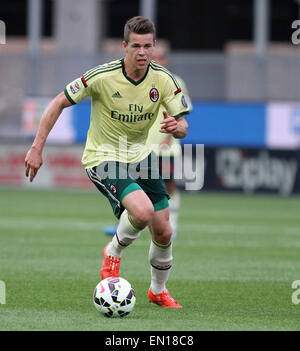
[86, 152, 170, 219]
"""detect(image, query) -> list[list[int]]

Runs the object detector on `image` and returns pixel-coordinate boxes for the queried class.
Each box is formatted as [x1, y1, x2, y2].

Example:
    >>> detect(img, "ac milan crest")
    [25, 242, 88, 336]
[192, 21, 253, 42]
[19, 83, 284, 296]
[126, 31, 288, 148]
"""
[110, 184, 117, 194]
[149, 88, 159, 102]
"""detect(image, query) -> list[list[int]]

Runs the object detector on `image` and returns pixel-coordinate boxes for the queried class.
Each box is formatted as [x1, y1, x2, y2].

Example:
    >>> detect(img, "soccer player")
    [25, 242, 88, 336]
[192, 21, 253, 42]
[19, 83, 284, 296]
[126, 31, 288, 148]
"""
[104, 45, 193, 239]
[25, 16, 189, 308]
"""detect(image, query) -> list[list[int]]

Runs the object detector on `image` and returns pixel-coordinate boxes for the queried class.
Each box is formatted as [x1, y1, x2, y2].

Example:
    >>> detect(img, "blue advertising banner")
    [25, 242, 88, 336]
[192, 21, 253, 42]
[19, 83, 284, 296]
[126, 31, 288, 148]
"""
[183, 102, 266, 148]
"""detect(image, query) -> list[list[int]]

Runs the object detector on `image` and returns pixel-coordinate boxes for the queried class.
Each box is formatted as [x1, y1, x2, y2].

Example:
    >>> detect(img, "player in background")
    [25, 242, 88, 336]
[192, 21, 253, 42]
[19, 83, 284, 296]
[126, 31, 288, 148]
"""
[104, 44, 193, 239]
[24, 16, 189, 308]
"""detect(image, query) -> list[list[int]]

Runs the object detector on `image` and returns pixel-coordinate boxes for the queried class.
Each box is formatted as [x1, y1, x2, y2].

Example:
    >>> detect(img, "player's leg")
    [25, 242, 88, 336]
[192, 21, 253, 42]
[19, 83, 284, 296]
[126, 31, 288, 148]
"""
[133, 153, 181, 306]
[164, 179, 180, 240]
[87, 163, 152, 279]
[160, 154, 180, 240]
[102, 188, 154, 279]
[147, 206, 182, 308]
[103, 186, 155, 236]
[103, 182, 180, 240]
[106, 189, 153, 258]
[148, 206, 172, 292]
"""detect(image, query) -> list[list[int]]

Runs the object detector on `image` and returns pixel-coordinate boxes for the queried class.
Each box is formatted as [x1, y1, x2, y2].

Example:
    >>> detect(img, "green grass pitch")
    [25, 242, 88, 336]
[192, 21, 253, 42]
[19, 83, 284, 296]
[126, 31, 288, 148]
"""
[0, 188, 300, 331]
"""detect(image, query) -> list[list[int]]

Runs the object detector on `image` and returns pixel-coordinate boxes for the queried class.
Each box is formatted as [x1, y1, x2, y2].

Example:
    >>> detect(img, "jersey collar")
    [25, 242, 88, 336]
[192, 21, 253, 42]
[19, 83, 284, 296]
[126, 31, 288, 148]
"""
[121, 58, 150, 86]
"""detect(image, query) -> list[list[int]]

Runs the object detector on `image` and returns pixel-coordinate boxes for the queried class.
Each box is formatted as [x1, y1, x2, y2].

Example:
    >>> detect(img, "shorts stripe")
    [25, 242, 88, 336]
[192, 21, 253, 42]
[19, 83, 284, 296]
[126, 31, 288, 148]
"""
[86, 168, 121, 208]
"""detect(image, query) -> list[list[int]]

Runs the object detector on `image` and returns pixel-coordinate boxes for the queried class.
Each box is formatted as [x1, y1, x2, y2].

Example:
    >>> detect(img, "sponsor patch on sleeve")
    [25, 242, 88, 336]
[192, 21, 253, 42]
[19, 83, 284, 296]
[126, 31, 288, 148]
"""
[70, 80, 81, 94]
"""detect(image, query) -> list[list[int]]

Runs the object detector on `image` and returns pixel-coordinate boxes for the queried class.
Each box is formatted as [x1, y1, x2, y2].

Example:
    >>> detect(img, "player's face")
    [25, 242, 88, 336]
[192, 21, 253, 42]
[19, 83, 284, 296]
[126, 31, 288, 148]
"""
[123, 33, 155, 71]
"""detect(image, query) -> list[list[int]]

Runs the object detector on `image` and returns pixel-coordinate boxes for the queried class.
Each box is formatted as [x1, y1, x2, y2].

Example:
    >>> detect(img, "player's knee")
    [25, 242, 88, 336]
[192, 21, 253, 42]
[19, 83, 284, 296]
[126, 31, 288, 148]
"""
[161, 227, 172, 242]
[133, 204, 154, 228]
[153, 224, 172, 245]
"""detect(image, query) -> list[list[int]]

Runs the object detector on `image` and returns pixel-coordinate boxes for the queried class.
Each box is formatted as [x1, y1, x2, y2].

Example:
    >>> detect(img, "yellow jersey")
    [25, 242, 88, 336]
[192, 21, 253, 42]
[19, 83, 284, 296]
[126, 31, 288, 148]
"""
[64, 59, 190, 168]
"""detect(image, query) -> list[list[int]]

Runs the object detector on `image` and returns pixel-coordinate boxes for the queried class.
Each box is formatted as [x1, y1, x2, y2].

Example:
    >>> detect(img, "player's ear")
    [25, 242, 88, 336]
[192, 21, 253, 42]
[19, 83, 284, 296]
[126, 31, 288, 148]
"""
[122, 41, 127, 51]
[153, 39, 157, 48]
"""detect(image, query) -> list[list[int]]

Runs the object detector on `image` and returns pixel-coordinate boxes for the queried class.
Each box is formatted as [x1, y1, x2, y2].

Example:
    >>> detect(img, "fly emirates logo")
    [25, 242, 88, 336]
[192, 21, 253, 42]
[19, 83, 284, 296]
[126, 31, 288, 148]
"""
[111, 104, 154, 123]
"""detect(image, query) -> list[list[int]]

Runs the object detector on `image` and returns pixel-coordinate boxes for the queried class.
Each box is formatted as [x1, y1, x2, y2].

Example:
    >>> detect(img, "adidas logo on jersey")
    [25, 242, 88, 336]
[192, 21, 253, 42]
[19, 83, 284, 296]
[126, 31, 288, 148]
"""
[112, 91, 122, 98]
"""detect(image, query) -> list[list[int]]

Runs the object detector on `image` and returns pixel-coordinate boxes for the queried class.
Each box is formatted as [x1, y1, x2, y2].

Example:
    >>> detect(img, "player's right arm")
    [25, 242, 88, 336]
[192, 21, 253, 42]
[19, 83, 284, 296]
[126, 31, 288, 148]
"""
[25, 62, 104, 182]
[25, 92, 72, 182]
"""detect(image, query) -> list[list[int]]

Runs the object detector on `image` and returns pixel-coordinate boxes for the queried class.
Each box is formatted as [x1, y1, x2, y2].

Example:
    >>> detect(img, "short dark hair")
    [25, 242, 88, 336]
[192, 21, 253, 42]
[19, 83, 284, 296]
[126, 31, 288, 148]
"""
[123, 16, 156, 43]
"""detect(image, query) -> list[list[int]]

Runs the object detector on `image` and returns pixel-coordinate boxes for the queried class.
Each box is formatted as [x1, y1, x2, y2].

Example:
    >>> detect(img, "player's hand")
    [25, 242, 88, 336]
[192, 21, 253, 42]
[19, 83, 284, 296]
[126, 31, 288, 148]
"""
[25, 147, 43, 182]
[160, 111, 178, 134]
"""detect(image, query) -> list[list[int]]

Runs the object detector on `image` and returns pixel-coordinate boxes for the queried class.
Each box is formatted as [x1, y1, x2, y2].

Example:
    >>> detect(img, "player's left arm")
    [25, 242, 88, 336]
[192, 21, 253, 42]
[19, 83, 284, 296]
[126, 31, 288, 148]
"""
[160, 111, 188, 139]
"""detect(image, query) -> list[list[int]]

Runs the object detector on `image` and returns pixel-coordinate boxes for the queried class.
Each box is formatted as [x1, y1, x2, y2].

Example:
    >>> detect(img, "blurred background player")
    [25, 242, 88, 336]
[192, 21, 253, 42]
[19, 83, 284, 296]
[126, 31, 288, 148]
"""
[104, 44, 193, 239]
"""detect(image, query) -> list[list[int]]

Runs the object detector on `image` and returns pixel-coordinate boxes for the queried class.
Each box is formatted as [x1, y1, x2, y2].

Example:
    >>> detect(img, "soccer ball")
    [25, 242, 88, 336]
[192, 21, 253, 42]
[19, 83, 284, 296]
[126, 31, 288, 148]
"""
[93, 277, 136, 318]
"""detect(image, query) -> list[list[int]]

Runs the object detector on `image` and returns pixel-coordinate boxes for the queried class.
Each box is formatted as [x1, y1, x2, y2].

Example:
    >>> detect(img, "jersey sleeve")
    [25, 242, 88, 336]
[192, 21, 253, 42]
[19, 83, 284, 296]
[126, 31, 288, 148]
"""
[64, 73, 93, 105]
[161, 75, 190, 119]
[174, 75, 193, 112]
